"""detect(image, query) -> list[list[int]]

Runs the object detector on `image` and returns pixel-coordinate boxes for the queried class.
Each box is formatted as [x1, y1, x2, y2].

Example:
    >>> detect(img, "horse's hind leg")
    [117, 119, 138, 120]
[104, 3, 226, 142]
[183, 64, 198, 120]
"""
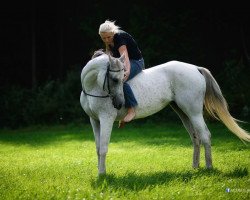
[174, 97, 212, 168]
[186, 113, 212, 169]
[170, 102, 201, 168]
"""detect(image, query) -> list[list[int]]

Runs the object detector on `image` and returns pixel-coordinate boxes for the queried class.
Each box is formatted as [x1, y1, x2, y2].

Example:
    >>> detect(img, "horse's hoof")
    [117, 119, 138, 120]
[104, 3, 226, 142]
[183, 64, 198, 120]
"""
[98, 172, 107, 179]
[193, 165, 200, 169]
[206, 165, 213, 169]
[118, 120, 125, 128]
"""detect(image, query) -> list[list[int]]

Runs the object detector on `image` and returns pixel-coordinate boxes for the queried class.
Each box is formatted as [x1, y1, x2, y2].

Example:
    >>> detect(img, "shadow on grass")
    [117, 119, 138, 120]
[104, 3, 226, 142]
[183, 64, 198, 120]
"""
[0, 124, 94, 147]
[0, 122, 249, 148]
[0, 122, 192, 147]
[91, 167, 248, 191]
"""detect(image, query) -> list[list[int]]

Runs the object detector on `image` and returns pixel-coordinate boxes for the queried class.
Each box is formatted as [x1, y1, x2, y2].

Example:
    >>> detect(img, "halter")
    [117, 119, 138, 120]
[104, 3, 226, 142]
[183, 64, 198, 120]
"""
[83, 64, 124, 98]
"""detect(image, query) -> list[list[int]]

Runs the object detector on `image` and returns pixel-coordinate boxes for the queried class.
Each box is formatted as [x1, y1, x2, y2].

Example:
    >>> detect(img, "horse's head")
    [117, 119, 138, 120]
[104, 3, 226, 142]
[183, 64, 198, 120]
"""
[107, 54, 125, 110]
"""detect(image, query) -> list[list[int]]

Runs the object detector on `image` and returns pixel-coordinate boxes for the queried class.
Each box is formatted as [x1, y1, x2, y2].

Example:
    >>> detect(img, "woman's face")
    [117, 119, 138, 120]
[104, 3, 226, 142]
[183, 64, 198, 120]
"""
[100, 32, 114, 46]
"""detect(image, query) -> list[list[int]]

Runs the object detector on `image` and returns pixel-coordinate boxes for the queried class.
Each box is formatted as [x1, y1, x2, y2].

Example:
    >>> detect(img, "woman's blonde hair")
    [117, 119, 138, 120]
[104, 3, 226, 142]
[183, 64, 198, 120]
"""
[99, 20, 120, 54]
[99, 20, 120, 34]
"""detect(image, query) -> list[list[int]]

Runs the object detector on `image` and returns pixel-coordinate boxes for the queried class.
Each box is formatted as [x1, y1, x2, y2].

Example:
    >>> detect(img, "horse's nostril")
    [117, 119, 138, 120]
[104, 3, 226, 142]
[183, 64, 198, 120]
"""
[117, 103, 122, 110]
[112, 97, 123, 110]
[113, 103, 121, 110]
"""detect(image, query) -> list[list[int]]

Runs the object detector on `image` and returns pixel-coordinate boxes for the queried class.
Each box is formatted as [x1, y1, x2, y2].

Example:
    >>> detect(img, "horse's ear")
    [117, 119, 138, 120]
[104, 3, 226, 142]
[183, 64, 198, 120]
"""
[119, 53, 126, 63]
[108, 54, 115, 65]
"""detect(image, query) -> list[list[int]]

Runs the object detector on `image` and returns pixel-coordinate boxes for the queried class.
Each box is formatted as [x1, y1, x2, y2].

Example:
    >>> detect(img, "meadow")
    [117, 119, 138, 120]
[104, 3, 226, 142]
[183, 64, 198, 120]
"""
[0, 121, 249, 199]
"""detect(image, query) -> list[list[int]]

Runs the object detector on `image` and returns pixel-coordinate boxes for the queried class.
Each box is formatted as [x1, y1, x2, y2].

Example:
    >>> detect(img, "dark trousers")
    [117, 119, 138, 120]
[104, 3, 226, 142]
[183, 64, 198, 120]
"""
[124, 58, 144, 108]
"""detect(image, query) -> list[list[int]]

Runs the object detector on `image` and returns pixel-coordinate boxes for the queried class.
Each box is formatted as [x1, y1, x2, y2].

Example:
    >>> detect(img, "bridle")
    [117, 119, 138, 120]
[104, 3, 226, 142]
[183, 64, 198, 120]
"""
[83, 64, 124, 98]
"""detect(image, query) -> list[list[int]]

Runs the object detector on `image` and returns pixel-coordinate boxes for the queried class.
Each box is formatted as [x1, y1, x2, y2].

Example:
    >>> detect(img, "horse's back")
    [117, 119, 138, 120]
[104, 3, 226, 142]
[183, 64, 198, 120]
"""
[130, 60, 205, 93]
[164, 61, 205, 88]
[127, 61, 206, 119]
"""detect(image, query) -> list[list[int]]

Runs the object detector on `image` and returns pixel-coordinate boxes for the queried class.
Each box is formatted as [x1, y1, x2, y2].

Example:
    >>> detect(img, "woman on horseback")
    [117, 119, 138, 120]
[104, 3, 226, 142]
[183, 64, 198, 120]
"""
[98, 20, 145, 127]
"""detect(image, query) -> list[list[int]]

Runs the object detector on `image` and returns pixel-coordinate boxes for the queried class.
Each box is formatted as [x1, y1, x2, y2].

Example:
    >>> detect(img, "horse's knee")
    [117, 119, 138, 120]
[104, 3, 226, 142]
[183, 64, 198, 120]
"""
[199, 128, 211, 145]
[192, 133, 201, 145]
[99, 146, 108, 156]
[200, 134, 211, 146]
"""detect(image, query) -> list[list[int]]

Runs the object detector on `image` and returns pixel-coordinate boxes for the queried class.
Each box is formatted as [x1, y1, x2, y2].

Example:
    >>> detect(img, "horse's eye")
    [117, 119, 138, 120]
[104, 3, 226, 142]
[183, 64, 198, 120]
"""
[112, 78, 119, 83]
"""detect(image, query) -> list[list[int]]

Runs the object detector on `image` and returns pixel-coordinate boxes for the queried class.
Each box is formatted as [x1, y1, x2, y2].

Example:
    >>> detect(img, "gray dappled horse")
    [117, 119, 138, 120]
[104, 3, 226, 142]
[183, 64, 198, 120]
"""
[80, 52, 250, 175]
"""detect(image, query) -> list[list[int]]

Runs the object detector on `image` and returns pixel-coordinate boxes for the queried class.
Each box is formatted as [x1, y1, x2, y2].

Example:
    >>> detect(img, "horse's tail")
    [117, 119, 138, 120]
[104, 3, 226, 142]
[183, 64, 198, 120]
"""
[198, 67, 250, 142]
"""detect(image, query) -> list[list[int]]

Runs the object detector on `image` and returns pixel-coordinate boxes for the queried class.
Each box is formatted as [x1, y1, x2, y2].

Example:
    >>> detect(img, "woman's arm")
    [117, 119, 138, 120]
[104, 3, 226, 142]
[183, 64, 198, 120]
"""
[118, 45, 130, 81]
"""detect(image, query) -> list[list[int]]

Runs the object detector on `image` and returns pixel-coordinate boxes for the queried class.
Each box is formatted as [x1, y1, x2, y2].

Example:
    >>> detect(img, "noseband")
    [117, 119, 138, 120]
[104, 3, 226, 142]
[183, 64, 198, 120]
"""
[83, 64, 124, 98]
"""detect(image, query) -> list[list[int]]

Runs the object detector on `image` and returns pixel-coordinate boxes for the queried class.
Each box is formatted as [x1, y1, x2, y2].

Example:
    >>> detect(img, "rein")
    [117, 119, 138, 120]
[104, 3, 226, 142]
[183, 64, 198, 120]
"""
[83, 64, 124, 98]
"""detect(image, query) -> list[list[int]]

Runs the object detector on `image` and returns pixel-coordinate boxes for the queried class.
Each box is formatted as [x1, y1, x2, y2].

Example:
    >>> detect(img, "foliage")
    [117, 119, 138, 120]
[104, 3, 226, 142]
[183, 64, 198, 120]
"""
[216, 57, 250, 118]
[0, 68, 88, 128]
[0, 123, 249, 199]
[2, 5, 250, 128]
[127, 8, 206, 67]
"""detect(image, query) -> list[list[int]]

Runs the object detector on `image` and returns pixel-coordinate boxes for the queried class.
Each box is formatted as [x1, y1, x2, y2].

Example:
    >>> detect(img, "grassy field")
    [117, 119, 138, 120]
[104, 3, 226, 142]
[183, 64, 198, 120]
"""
[0, 121, 249, 199]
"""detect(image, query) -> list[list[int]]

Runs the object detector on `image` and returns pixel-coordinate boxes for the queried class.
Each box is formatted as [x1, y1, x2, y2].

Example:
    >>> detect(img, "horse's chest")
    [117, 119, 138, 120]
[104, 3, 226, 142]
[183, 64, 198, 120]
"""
[84, 105, 97, 119]
[80, 95, 97, 119]
[81, 96, 114, 119]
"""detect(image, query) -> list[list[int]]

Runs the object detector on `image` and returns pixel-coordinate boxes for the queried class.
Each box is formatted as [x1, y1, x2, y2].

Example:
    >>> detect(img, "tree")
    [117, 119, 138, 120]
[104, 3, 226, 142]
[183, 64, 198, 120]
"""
[31, 1, 37, 88]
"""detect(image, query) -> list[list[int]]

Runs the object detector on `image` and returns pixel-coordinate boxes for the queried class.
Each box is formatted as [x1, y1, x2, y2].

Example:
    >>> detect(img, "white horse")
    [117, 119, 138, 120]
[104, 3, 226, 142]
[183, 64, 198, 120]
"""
[80, 52, 250, 175]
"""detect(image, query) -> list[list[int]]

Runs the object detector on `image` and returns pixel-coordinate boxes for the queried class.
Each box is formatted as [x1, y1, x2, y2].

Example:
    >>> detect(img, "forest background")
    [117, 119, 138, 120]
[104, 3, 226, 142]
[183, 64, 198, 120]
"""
[1, 1, 250, 128]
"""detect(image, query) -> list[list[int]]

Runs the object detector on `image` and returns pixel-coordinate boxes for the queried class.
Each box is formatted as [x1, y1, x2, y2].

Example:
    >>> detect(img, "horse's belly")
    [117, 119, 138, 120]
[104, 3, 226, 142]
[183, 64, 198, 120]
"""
[135, 93, 171, 118]
[133, 83, 173, 119]
[136, 102, 170, 119]
[128, 70, 173, 119]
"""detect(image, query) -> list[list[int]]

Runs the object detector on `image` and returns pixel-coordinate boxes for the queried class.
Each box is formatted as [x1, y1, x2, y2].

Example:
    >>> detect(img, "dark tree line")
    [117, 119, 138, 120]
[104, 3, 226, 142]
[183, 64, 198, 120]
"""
[2, 2, 250, 88]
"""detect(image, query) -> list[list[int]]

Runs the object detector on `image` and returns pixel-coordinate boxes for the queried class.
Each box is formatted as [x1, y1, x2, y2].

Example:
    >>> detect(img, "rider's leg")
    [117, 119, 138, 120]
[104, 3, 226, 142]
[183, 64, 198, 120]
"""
[123, 83, 137, 122]
[119, 59, 144, 127]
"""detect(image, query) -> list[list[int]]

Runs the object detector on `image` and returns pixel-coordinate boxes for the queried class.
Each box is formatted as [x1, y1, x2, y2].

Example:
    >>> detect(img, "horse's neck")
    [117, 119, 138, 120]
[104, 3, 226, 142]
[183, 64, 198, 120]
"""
[82, 68, 106, 93]
[81, 56, 108, 92]
[82, 70, 97, 90]
[81, 57, 106, 78]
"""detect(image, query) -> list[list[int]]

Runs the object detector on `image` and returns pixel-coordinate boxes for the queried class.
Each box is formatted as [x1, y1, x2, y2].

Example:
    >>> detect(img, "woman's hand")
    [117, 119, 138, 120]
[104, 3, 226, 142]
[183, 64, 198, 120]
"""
[118, 45, 130, 82]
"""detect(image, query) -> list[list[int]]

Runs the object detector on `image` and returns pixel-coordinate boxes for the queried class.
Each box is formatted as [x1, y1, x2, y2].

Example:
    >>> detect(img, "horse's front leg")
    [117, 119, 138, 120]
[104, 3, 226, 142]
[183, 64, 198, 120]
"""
[90, 117, 101, 171]
[98, 116, 115, 175]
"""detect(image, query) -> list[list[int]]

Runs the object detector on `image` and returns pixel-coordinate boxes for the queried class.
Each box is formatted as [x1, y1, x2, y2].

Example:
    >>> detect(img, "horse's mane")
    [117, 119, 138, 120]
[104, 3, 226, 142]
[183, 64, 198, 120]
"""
[92, 49, 106, 59]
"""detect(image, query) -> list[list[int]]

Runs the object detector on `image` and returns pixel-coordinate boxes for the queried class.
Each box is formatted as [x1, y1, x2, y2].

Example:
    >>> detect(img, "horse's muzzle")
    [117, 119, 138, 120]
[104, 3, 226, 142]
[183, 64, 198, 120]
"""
[112, 96, 123, 110]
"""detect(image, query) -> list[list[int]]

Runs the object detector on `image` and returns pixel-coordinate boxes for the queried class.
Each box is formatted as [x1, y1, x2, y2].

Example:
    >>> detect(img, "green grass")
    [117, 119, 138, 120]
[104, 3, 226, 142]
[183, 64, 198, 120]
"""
[0, 122, 249, 199]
